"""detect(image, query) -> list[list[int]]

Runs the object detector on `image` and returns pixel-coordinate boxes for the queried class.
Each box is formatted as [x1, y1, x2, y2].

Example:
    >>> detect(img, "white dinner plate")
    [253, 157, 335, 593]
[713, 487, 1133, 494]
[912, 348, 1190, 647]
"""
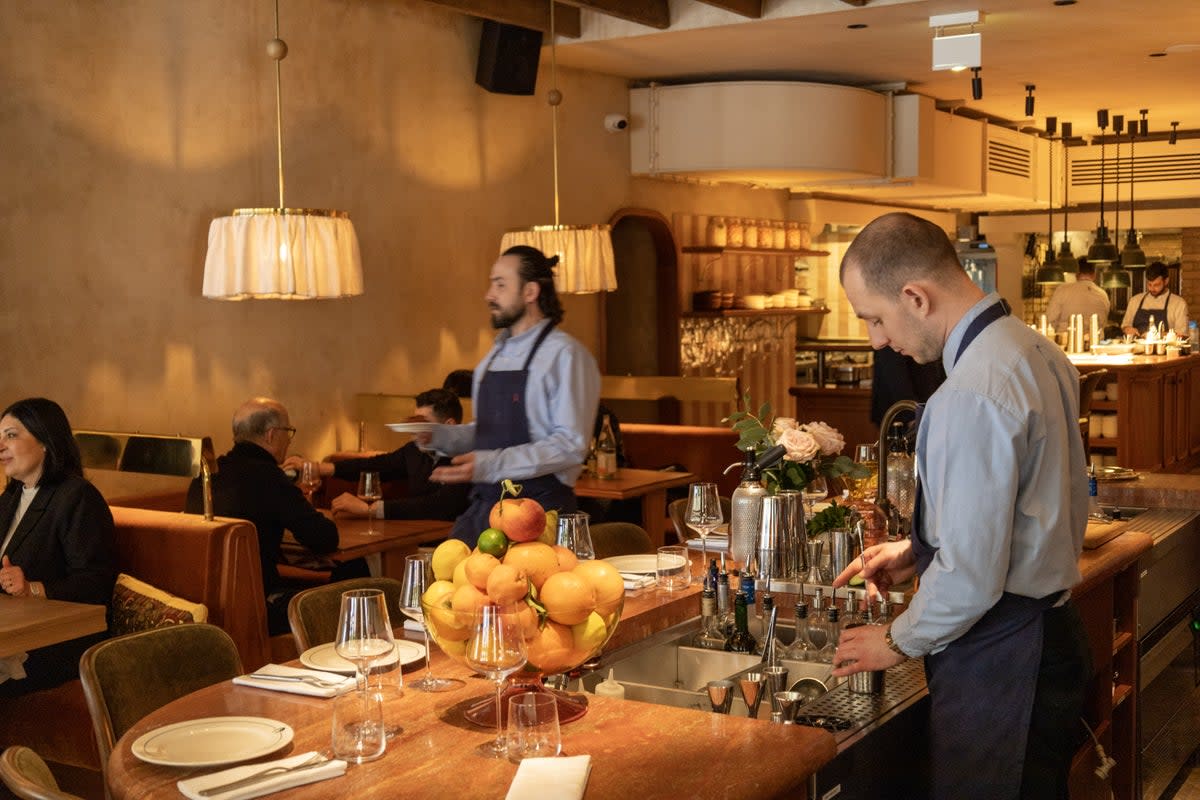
[131, 716, 293, 768]
[604, 554, 660, 574]
[299, 640, 425, 674]
[384, 422, 439, 434]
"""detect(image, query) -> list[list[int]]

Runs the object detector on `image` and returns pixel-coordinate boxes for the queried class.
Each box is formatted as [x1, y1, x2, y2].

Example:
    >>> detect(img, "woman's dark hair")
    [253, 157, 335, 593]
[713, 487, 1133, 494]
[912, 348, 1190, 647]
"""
[502, 245, 564, 324]
[1, 397, 83, 483]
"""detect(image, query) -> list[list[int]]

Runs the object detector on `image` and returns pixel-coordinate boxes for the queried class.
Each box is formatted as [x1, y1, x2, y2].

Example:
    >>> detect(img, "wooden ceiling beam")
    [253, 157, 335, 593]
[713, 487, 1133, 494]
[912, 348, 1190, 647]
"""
[695, 0, 761, 19]
[557, 0, 670, 30]
[424, 0, 582, 38]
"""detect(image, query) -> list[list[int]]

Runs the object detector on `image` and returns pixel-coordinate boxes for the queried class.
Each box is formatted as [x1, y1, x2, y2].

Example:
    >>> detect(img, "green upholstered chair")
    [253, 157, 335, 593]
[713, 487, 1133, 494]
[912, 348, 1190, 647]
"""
[78, 624, 242, 797]
[0, 746, 83, 800]
[287, 577, 405, 653]
[589, 522, 654, 559]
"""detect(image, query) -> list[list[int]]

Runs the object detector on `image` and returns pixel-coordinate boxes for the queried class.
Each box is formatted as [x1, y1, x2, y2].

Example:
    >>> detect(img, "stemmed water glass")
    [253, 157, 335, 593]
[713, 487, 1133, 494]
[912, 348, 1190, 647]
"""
[399, 554, 464, 693]
[333, 589, 396, 762]
[686, 482, 723, 578]
[357, 472, 382, 536]
[466, 603, 527, 758]
[801, 476, 828, 522]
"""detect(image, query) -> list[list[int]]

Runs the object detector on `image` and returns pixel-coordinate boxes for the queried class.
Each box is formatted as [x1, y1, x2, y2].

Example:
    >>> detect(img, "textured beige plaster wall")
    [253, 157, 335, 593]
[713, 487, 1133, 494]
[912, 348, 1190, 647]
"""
[0, 0, 797, 462]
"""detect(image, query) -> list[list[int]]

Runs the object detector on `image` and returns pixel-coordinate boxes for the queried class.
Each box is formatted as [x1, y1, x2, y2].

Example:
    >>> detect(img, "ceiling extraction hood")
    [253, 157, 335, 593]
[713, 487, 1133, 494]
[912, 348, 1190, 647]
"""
[628, 81, 1046, 211]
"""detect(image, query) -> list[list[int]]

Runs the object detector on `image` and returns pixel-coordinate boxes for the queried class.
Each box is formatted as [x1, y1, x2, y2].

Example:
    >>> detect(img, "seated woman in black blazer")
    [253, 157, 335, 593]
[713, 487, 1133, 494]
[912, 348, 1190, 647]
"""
[0, 397, 117, 696]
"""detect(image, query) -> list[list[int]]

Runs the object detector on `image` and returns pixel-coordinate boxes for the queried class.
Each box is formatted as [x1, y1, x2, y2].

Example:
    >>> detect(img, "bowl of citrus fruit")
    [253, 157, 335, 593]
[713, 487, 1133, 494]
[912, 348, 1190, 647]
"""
[419, 494, 624, 685]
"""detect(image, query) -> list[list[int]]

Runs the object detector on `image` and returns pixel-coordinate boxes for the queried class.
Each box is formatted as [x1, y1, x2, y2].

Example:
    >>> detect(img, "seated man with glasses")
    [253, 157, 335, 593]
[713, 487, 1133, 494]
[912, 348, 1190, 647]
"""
[186, 397, 366, 634]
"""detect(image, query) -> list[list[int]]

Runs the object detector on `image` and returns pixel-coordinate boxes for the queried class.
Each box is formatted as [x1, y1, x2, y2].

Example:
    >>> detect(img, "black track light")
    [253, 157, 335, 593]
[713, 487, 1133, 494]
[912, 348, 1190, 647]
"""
[1046, 116, 1057, 136]
[971, 67, 982, 101]
[1140, 109, 1149, 137]
[1113, 114, 1124, 135]
[1170, 121, 1179, 145]
[1025, 85, 1035, 117]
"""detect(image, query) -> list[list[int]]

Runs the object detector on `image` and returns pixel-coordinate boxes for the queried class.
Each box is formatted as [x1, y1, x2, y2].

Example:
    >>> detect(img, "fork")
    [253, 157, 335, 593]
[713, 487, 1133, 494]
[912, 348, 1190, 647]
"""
[197, 753, 330, 797]
[247, 673, 346, 689]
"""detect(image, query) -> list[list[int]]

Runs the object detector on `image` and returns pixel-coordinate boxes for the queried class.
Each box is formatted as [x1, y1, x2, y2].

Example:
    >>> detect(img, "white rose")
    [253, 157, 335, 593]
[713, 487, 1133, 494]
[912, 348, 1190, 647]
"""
[778, 428, 821, 463]
[771, 417, 799, 439]
[804, 421, 845, 456]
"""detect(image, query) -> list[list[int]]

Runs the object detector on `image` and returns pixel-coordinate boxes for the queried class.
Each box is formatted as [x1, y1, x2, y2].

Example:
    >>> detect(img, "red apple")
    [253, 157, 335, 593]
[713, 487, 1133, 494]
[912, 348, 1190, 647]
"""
[489, 497, 547, 543]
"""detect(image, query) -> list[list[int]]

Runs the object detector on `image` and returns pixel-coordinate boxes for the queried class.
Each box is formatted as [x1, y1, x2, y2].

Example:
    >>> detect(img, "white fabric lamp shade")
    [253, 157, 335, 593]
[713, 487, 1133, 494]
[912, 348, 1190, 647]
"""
[203, 209, 364, 300]
[500, 224, 617, 294]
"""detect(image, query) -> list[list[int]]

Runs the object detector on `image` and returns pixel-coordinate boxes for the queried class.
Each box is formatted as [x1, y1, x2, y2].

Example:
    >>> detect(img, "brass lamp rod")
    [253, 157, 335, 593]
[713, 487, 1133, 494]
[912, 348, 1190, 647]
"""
[273, 0, 286, 211]
[550, 0, 560, 226]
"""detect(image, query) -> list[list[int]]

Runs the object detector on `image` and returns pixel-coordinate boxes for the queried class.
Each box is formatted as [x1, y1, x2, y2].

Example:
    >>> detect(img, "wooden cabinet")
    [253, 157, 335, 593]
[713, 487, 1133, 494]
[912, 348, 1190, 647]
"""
[1069, 532, 1151, 800]
[1080, 356, 1200, 472]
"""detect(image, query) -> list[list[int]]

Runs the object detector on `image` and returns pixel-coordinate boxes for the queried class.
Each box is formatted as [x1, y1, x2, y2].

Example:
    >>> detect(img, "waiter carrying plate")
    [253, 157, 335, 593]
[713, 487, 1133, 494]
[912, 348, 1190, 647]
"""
[420, 245, 600, 548]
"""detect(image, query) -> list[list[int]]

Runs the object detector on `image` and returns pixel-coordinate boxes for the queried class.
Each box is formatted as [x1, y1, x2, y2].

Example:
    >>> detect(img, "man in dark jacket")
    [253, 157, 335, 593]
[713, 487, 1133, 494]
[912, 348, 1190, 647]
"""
[186, 397, 364, 635]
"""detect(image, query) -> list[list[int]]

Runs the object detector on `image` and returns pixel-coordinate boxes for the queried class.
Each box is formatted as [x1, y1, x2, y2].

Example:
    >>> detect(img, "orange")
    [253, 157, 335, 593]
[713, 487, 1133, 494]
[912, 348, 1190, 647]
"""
[552, 545, 579, 572]
[463, 552, 501, 591]
[502, 542, 560, 590]
[524, 620, 575, 673]
[540, 571, 597, 626]
[451, 583, 487, 618]
[486, 563, 529, 605]
[515, 601, 542, 640]
[573, 560, 625, 617]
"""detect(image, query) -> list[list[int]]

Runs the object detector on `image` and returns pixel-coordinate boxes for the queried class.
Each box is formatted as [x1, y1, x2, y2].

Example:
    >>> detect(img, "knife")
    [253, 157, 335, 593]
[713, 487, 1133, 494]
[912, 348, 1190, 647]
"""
[197, 754, 330, 797]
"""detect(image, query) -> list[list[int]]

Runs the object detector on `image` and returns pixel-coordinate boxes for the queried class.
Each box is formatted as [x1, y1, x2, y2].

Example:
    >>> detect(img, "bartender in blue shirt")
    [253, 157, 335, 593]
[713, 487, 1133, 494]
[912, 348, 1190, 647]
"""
[424, 245, 600, 547]
[831, 213, 1090, 800]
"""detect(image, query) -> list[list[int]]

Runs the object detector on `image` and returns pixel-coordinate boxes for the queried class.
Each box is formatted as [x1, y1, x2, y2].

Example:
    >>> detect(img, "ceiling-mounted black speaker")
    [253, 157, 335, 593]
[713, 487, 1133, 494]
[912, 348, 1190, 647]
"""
[476, 21, 543, 96]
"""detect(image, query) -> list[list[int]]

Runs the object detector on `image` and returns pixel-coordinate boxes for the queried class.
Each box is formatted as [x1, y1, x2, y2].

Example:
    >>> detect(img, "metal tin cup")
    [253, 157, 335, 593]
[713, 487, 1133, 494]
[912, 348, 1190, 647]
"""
[762, 665, 789, 712]
[756, 496, 787, 582]
[848, 669, 885, 695]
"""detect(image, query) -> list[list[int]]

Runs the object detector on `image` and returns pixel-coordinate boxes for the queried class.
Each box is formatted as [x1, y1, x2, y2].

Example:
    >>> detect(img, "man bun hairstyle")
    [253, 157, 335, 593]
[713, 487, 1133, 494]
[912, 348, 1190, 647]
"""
[502, 244, 565, 324]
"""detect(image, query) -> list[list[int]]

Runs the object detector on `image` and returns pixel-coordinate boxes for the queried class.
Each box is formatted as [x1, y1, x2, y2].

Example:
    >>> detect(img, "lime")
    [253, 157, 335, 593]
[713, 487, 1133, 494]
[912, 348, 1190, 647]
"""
[849, 573, 866, 587]
[478, 527, 510, 558]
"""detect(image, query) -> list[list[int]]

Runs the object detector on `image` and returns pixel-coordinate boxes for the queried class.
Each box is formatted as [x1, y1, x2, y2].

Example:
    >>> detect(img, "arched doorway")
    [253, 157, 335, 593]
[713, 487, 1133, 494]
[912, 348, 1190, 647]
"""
[603, 208, 681, 422]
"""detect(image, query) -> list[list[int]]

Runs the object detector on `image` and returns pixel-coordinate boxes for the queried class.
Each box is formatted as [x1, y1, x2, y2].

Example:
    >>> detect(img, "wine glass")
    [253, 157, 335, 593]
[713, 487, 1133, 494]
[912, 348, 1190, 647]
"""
[399, 554, 464, 693]
[848, 444, 879, 500]
[357, 472, 382, 535]
[299, 461, 322, 505]
[801, 476, 828, 522]
[333, 589, 395, 762]
[686, 482, 723, 578]
[466, 603, 527, 758]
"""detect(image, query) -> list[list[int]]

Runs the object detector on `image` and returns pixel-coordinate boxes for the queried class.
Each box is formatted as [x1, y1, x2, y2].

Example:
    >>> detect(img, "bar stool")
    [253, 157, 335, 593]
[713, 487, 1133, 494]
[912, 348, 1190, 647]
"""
[1078, 369, 1109, 461]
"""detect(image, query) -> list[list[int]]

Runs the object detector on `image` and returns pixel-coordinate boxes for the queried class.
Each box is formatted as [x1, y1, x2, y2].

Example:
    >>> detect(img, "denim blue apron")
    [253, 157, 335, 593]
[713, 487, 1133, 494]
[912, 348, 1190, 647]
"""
[450, 321, 577, 545]
[1129, 289, 1173, 335]
[910, 299, 1063, 800]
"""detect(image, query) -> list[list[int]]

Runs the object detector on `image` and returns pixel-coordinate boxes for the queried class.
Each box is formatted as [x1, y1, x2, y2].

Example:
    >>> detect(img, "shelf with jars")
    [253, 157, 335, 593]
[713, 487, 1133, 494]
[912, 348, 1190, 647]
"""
[681, 245, 831, 258]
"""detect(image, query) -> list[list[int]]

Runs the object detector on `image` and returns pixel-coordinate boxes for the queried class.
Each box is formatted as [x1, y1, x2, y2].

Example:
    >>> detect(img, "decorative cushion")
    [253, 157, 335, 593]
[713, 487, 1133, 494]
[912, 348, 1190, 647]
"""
[110, 573, 208, 636]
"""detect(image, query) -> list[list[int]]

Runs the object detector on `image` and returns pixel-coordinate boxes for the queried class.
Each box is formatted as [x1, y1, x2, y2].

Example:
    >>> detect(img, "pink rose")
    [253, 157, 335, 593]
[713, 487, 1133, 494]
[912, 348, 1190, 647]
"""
[771, 417, 799, 439]
[778, 428, 821, 463]
[804, 421, 845, 456]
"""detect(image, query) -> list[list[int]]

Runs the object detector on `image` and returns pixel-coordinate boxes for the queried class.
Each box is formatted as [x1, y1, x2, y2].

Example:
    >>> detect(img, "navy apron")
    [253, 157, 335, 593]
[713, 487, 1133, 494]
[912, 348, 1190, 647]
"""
[450, 321, 577, 545]
[1129, 289, 1172, 335]
[910, 299, 1063, 800]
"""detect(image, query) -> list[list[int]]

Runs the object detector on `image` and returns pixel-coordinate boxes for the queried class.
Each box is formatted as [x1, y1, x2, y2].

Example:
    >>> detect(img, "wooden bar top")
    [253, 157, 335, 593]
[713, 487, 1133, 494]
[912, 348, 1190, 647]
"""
[0, 596, 107, 658]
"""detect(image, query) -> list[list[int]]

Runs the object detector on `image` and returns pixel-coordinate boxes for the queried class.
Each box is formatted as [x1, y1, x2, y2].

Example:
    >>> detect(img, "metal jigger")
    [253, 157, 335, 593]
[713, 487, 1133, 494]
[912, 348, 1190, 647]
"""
[738, 672, 767, 718]
[706, 680, 734, 714]
[774, 691, 805, 724]
[763, 665, 789, 713]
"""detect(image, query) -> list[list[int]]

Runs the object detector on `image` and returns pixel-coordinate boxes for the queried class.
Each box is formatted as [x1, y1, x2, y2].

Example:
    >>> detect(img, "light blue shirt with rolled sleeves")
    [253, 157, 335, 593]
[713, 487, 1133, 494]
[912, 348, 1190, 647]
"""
[431, 319, 600, 487]
[891, 293, 1087, 657]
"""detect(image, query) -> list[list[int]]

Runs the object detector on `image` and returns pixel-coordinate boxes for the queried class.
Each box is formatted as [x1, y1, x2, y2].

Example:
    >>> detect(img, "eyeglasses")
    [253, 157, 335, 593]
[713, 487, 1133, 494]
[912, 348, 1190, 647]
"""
[273, 426, 297, 441]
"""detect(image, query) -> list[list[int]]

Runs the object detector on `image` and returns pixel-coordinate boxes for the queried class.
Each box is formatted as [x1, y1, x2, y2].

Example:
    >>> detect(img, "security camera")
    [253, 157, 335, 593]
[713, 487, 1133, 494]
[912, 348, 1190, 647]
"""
[604, 113, 629, 133]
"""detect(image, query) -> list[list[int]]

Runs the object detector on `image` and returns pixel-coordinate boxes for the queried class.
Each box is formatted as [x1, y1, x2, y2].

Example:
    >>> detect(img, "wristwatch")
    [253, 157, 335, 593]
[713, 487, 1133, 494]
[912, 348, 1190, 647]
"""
[884, 624, 909, 660]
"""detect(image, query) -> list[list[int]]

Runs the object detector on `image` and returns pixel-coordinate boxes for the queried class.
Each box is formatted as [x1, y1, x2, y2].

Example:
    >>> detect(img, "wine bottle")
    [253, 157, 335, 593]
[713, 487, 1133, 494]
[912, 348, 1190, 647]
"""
[726, 591, 758, 654]
[693, 577, 727, 650]
[596, 415, 618, 479]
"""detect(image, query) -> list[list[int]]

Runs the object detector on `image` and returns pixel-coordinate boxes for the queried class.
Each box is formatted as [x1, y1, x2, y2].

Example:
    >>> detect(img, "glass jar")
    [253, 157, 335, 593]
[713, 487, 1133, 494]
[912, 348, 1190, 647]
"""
[707, 217, 728, 248]
[743, 219, 759, 248]
[771, 222, 786, 250]
[758, 219, 773, 248]
[786, 222, 802, 250]
[727, 217, 745, 247]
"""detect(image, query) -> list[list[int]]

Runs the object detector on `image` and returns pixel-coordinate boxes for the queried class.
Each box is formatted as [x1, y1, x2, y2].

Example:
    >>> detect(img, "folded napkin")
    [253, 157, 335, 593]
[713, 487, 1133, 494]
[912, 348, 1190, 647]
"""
[232, 664, 355, 698]
[620, 573, 655, 591]
[685, 538, 729, 553]
[0, 653, 28, 685]
[506, 755, 592, 800]
[403, 618, 424, 633]
[178, 751, 347, 800]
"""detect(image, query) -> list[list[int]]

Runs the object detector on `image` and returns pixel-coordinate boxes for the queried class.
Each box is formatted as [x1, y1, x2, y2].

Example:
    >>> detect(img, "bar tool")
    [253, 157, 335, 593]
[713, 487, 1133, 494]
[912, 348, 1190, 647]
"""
[773, 691, 805, 724]
[738, 672, 767, 718]
[762, 665, 788, 712]
[706, 679, 734, 714]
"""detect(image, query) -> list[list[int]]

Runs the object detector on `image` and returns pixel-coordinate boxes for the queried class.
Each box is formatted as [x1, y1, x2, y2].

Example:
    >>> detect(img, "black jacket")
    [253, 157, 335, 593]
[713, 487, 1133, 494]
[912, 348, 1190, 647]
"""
[332, 443, 469, 521]
[186, 441, 338, 596]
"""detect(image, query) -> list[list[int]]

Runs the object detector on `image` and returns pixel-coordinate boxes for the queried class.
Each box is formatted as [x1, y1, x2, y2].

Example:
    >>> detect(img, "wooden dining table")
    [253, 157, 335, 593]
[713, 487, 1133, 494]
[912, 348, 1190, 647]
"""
[106, 637, 834, 799]
[0, 595, 107, 658]
[285, 515, 453, 582]
[574, 468, 695, 548]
